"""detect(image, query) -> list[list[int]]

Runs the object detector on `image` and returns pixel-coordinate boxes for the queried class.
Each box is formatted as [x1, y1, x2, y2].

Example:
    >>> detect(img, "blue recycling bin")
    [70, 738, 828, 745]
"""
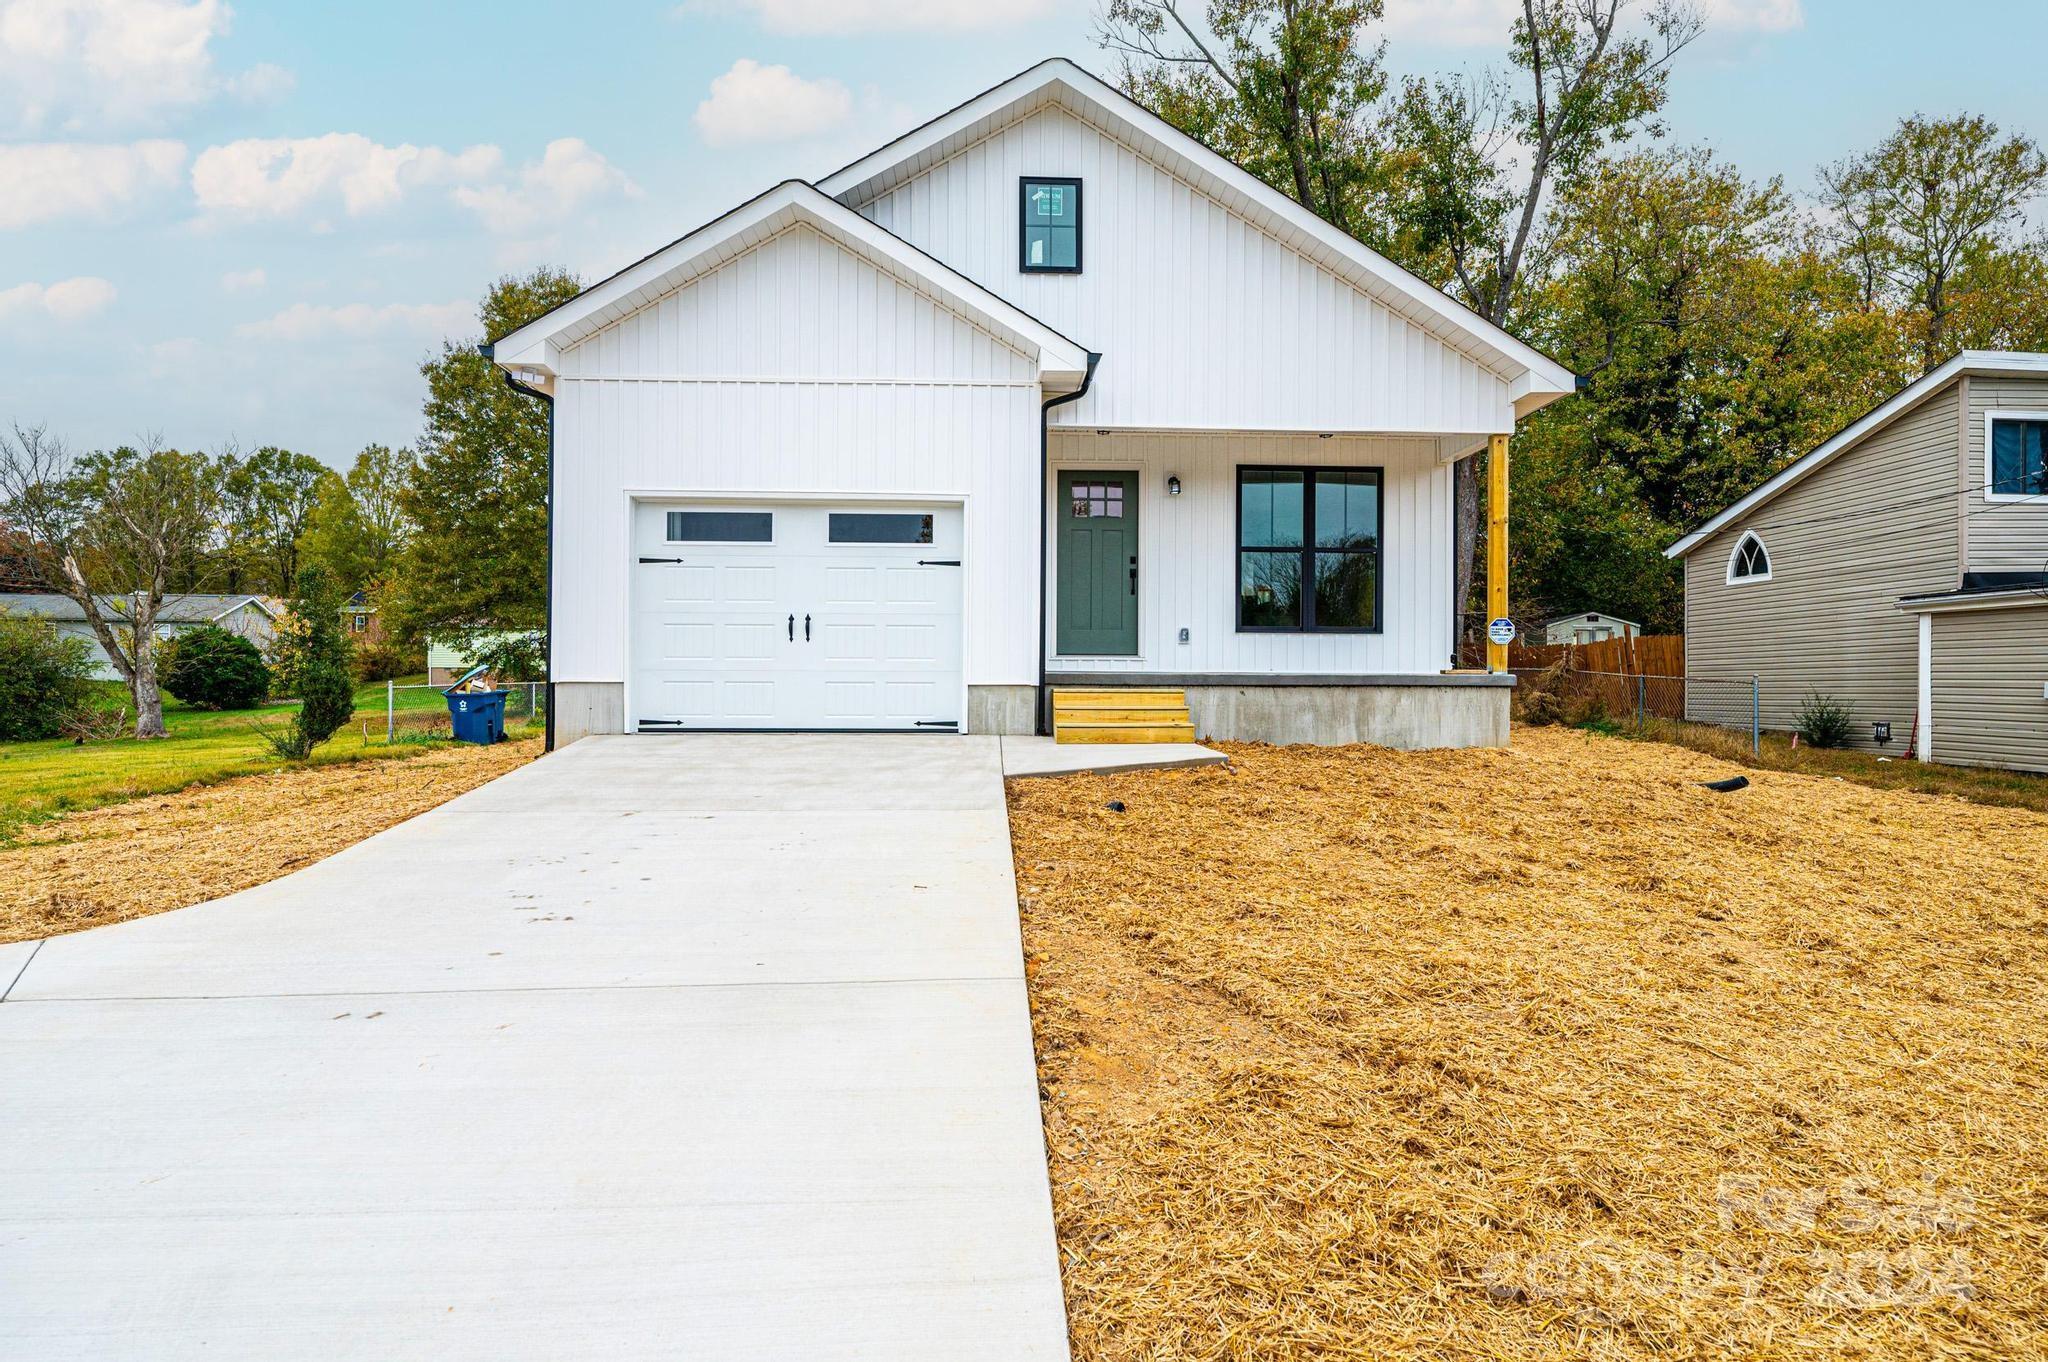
[445, 689, 508, 744]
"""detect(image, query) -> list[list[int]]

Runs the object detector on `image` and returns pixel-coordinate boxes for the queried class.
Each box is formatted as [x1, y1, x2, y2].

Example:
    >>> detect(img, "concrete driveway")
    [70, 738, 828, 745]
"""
[0, 736, 1069, 1361]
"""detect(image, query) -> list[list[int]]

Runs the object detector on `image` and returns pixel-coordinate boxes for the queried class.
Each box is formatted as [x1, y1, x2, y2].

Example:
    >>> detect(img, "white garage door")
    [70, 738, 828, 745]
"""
[631, 501, 963, 731]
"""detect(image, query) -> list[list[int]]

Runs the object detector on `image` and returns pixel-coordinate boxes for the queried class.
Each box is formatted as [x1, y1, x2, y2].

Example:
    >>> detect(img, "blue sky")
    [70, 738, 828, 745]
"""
[2, 0, 2042, 469]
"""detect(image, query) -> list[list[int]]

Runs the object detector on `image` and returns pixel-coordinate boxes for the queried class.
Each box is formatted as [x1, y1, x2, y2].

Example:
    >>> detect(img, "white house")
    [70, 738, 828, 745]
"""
[0, 592, 280, 680]
[1543, 611, 1638, 645]
[485, 59, 1574, 748]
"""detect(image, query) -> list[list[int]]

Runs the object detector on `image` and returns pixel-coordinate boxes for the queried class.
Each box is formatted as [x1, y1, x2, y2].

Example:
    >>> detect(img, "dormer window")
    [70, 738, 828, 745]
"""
[1020, 177, 1081, 273]
[1727, 531, 1771, 584]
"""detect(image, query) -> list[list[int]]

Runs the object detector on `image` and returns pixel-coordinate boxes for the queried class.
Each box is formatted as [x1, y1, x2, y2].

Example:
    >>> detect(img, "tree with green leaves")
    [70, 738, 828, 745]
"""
[216, 445, 327, 595]
[1099, 0, 1388, 237]
[388, 267, 579, 662]
[262, 565, 354, 759]
[1820, 114, 2048, 370]
[1509, 148, 1914, 627]
[300, 443, 417, 596]
[0, 428, 218, 738]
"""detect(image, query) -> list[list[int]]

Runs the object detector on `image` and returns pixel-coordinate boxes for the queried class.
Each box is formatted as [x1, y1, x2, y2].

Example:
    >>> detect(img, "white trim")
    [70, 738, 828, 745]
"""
[816, 59, 1574, 408]
[1984, 408, 2048, 501]
[1916, 612, 1932, 761]
[1724, 531, 1772, 585]
[1666, 351, 2048, 557]
[1898, 587, 2048, 614]
[490, 181, 1092, 387]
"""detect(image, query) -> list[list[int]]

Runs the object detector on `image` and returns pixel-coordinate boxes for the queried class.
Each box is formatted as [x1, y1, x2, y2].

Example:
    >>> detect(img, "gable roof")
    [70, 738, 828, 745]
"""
[816, 58, 1576, 416]
[487, 179, 1093, 389]
[0, 592, 278, 624]
[1665, 350, 2048, 559]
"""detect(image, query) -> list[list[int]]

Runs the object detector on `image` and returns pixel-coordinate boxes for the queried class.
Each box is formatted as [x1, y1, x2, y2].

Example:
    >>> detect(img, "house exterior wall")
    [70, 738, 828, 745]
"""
[1046, 430, 1453, 675]
[847, 103, 1515, 436]
[1964, 374, 2048, 572]
[1930, 603, 2048, 773]
[550, 222, 1045, 695]
[1683, 383, 1962, 749]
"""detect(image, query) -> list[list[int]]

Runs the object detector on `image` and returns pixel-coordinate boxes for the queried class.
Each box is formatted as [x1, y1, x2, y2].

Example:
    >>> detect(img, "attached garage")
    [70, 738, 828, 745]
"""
[631, 500, 964, 732]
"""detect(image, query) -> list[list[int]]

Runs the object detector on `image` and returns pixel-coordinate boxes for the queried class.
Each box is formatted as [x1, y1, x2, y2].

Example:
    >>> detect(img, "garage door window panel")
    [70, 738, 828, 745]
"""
[668, 510, 773, 543]
[828, 512, 934, 544]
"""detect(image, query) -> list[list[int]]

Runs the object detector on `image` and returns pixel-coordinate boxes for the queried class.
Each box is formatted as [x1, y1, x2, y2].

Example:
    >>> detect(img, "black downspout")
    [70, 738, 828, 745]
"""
[480, 342, 558, 752]
[1037, 352, 1102, 736]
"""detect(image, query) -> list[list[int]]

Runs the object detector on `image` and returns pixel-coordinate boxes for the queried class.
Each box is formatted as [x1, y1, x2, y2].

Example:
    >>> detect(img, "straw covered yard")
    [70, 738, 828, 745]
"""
[1007, 726, 2047, 1360]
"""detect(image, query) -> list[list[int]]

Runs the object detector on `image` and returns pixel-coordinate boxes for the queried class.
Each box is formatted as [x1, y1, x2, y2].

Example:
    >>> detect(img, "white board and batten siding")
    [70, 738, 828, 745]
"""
[551, 222, 1045, 701]
[1048, 431, 1453, 675]
[848, 103, 1515, 436]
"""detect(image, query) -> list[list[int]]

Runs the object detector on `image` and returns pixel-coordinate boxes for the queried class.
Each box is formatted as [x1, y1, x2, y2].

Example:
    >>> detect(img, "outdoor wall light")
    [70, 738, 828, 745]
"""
[1167, 474, 1182, 495]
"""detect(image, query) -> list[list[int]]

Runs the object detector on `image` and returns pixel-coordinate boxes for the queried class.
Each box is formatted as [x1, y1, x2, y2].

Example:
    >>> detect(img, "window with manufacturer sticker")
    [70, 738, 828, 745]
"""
[828, 512, 934, 544]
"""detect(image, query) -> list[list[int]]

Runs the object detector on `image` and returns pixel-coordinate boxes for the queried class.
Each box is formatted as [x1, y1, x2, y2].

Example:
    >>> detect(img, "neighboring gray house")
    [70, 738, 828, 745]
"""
[1543, 611, 1638, 645]
[1666, 351, 2048, 772]
[0, 592, 281, 680]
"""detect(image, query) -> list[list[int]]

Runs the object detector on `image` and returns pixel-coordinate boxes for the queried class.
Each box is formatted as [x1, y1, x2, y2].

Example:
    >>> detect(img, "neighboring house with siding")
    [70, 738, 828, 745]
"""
[1666, 351, 2048, 772]
[0, 592, 281, 680]
[482, 58, 1576, 748]
[1543, 611, 1637, 645]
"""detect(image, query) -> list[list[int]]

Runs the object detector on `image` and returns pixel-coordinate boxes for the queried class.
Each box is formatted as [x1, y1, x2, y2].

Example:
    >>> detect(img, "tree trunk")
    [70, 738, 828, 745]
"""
[1453, 456, 1481, 666]
[130, 631, 168, 739]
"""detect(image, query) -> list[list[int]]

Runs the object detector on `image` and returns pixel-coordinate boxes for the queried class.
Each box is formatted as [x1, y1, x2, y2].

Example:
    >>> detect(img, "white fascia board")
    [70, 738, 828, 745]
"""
[1666, 350, 2048, 559]
[1897, 588, 2048, 614]
[818, 58, 1576, 405]
[488, 180, 1091, 384]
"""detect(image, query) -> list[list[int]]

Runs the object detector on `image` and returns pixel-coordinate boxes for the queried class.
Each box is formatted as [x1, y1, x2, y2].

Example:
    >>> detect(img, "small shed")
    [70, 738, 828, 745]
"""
[1543, 611, 1639, 646]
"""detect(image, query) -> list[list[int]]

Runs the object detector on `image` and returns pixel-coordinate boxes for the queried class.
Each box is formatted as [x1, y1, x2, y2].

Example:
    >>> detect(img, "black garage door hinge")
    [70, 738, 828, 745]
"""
[917, 559, 961, 566]
[638, 556, 687, 564]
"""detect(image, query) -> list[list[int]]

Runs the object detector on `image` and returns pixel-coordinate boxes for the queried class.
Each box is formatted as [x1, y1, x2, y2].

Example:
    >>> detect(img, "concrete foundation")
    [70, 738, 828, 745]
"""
[967, 685, 1036, 736]
[1184, 682, 1510, 748]
[552, 681, 625, 745]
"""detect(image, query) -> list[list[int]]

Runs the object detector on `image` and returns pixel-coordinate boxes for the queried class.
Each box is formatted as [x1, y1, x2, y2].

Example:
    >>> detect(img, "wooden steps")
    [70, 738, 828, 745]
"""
[1052, 688, 1196, 744]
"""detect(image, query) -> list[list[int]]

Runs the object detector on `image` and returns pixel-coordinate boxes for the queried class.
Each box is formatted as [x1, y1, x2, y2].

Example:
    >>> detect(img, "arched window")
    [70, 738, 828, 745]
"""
[1726, 531, 1772, 584]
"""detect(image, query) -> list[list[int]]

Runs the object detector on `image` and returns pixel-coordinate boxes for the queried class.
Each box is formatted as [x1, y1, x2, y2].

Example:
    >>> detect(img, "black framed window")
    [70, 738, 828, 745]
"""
[828, 512, 933, 544]
[667, 510, 771, 543]
[1020, 177, 1081, 273]
[1237, 467, 1381, 632]
[1990, 415, 2048, 496]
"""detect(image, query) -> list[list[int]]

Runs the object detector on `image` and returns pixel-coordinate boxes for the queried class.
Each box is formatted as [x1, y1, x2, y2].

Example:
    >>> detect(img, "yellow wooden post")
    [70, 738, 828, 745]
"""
[1486, 432, 1510, 673]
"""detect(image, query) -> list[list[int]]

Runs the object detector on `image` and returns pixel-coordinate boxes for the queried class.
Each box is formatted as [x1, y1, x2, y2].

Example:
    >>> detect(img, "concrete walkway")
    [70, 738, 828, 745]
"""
[0, 736, 1070, 1362]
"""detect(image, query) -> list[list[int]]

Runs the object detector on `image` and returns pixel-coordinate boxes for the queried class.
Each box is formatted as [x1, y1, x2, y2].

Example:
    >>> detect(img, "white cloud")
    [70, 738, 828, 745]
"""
[233, 299, 474, 343]
[0, 0, 288, 133]
[0, 138, 185, 228]
[219, 266, 265, 292]
[1380, 0, 1801, 46]
[191, 133, 503, 220]
[1706, 0, 1802, 31]
[693, 58, 852, 147]
[691, 0, 1058, 33]
[452, 137, 640, 233]
[0, 275, 117, 322]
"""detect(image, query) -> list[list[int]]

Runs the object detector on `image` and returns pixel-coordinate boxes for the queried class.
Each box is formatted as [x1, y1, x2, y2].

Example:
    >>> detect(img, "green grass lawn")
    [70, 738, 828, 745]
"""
[0, 677, 543, 835]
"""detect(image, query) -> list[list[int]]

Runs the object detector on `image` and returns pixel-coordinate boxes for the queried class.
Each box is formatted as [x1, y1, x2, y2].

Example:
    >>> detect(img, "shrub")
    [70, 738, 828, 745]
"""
[350, 639, 412, 683]
[0, 611, 96, 740]
[259, 567, 355, 760]
[160, 624, 271, 711]
[1794, 690, 1855, 748]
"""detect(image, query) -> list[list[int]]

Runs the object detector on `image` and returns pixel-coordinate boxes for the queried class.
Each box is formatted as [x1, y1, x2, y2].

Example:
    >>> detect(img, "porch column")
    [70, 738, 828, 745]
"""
[1916, 612, 1933, 761]
[1486, 432, 1510, 673]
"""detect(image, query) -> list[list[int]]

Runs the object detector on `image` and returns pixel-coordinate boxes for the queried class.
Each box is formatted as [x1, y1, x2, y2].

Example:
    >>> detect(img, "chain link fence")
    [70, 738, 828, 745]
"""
[367, 681, 548, 743]
[1515, 659, 1763, 754]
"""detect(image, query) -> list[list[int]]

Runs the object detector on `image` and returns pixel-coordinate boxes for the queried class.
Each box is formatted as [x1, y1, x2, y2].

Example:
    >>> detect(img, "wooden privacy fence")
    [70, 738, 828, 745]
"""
[1511, 633, 1686, 721]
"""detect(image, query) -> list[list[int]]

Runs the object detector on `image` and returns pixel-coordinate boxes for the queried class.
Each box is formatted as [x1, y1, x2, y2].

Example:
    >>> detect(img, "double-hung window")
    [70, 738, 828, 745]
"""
[1988, 413, 2048, 498]
[1237, 467, 1382, 632]
[1020, 177, 1081, 273]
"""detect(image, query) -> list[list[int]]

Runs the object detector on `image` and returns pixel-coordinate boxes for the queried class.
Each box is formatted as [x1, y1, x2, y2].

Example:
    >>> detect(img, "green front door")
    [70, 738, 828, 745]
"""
[1056, 470, 1139, 655]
